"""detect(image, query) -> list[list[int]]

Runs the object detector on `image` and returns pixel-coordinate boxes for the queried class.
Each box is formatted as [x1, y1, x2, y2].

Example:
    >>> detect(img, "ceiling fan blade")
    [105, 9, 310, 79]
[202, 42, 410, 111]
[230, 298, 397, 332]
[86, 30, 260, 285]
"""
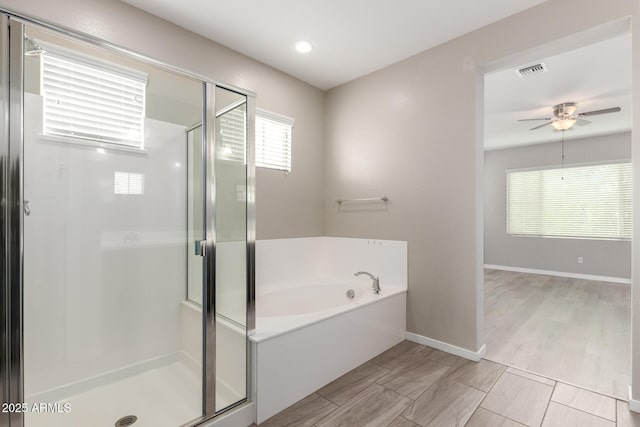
[518, 118, 552, 122]
[575, 118, 591, 126]
[578, 107, 621, 117]
[530, 121, 554, 130]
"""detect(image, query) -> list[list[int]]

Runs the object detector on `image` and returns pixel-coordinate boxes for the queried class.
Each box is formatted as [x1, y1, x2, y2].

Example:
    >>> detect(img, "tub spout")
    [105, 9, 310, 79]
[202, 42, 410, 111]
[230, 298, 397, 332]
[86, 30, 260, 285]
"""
[354, 271, 381, 294]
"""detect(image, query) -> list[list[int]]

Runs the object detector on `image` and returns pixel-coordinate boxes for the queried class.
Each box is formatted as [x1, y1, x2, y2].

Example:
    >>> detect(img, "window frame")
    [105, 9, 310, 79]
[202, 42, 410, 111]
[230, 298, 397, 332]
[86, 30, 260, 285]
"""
[255, 108, 294, 172]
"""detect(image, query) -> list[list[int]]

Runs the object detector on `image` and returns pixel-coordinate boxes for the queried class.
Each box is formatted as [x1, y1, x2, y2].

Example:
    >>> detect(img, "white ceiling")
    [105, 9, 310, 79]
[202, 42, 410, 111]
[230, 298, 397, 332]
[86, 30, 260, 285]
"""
[122, 0, 547, 90]
[484, 33, 632, 151]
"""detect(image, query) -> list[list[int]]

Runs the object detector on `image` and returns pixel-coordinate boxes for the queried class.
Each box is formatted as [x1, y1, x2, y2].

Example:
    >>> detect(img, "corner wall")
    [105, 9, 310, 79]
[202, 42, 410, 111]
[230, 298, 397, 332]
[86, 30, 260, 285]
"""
[484, 132, 632, 280]
[324, 0, 637, 355]
[0, 0, 325, 239]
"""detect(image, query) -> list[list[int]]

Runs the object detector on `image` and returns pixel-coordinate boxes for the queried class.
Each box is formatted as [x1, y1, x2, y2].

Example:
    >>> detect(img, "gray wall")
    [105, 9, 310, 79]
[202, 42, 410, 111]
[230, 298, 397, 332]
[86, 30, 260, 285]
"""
[2, 0, 325, 240]
[484, 133, 631, 279]
[325, 0, 638, 353]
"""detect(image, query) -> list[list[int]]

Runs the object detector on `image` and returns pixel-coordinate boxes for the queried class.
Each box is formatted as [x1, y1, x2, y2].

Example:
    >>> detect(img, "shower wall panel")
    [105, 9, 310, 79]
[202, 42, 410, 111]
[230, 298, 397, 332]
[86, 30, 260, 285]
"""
[23, 93, 188, 401]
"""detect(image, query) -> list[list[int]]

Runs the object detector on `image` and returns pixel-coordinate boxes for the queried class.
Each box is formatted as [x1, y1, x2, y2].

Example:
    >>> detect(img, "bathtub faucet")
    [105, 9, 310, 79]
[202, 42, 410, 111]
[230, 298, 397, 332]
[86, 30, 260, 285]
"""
[355, 271, 381, 294]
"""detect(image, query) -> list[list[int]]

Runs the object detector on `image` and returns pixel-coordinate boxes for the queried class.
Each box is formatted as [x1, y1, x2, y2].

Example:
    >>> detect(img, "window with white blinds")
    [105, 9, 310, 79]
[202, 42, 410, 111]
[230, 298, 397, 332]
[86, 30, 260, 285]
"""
[507, 162, 632, 240]
[42, 48, 147, 148]
[256, 109, 293, 172]
[218, 105, 246, 162]
[113, 171, 145, 195]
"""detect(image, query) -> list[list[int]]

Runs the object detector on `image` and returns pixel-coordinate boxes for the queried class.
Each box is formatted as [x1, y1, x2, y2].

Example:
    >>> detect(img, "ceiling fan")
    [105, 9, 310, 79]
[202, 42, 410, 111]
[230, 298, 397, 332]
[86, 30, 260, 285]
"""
[519, 102, 621, 131]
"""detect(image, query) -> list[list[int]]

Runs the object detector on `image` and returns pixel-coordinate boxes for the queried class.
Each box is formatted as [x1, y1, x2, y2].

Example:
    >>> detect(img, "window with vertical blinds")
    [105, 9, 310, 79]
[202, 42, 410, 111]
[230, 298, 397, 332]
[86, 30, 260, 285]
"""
[507, 162, 632, 240]
[42, 47, 147, 148]
[256, 109, 293, 172]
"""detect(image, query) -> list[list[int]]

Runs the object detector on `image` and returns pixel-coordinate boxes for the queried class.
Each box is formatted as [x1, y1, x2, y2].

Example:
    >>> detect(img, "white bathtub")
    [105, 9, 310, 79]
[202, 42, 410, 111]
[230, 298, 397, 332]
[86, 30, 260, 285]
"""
[252, 237, 408, 424]
[252, 281, 404, 342]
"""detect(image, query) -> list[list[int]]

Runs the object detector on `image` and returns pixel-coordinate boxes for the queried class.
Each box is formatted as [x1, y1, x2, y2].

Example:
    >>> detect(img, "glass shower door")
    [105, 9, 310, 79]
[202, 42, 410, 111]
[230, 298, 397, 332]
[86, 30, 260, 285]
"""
[212, 87, 248, 412]
[188, 85, 253, 415]
[2, 18, 254, 427]
[19, 22, 206, 427]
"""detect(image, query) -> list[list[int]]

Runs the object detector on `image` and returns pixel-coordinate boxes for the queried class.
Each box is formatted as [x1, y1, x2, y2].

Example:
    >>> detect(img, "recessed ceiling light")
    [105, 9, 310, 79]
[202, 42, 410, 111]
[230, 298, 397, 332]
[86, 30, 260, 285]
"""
[294, 40, 314, 54]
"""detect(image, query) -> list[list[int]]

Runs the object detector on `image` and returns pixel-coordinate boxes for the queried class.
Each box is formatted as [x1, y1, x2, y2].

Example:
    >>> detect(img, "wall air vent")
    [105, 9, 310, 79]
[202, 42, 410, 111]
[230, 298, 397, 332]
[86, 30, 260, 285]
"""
[515, 62, 547, 78]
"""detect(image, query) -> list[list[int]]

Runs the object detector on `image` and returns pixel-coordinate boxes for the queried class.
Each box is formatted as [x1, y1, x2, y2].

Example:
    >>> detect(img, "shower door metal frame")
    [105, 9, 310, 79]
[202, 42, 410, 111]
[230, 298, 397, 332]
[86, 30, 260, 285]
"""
[7, 20, 24, 427]
[1, 16, 25, 427]
[202, 83, 256, 421]
[246, 95, 256, 337]
[0, 12, 10, 427]
[203, 82, 218, 419]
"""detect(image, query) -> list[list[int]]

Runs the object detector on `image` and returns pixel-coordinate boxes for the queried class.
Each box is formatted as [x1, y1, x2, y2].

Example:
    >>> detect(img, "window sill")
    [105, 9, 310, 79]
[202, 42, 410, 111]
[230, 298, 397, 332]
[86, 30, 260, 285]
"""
[38, 133, 148, 155]
[507, 233, 631, 242]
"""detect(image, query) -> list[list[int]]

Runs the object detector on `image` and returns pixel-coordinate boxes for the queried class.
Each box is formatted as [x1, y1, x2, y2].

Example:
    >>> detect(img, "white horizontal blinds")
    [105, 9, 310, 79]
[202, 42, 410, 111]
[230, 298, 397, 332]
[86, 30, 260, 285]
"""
[508, 170, 543, 235]
[113, 171, 145, 195]
[507, 162, 632, 239]
[42, 50, 146, 147]
[218, 105, 246, 162]
[256, 110, 293, 172]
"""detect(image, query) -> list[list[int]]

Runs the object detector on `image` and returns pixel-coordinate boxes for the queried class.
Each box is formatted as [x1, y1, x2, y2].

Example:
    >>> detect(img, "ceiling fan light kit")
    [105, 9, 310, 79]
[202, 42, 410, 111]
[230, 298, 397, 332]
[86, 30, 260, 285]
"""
[516, 101, 622, 171]
[518, 102, 621, 131]
[552, 118, 576, 131]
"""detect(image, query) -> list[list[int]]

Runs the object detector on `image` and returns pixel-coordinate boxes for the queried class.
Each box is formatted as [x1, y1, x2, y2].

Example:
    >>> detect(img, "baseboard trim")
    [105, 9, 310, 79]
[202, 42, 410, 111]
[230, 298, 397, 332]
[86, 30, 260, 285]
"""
[406, 332, 485, 362]
[629, 385, 640, 413]
[484, 264, 631, 285]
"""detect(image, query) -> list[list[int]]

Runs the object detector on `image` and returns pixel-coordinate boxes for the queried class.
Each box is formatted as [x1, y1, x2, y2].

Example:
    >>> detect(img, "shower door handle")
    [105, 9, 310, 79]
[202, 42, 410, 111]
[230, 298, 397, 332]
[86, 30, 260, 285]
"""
[194, 240, 206, 257]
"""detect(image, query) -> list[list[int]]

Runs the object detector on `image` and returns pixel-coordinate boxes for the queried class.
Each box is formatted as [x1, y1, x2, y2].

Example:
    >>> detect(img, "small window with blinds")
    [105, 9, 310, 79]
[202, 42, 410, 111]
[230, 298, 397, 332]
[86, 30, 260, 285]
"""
[113, 171, 145, 195]
[218, 105, 246, 162]
[507, 162, 632, 240]
[256, 109, 293, 172]
[42, 46, 147, 148]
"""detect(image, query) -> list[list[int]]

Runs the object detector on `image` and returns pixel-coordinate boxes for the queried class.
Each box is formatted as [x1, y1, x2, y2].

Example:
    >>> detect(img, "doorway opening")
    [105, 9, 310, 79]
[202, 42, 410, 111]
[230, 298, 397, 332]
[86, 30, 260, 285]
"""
[480, 20, 632, 399]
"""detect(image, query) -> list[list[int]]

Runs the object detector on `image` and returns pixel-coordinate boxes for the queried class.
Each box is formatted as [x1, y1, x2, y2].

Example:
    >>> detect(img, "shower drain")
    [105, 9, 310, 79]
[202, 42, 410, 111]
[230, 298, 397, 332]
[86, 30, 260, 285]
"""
[115, 415, 137, 427]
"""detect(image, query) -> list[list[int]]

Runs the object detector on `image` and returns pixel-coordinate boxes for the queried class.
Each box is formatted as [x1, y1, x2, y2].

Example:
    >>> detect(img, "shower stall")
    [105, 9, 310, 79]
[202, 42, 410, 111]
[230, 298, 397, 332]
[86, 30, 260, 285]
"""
[1, 11, 255, 427]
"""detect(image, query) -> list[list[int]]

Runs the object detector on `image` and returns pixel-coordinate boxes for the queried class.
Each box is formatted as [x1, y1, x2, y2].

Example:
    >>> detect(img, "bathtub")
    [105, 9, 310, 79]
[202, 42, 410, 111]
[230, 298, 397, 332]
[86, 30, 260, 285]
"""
[253, 281, 404, 341]
[252, 237, 408, 423]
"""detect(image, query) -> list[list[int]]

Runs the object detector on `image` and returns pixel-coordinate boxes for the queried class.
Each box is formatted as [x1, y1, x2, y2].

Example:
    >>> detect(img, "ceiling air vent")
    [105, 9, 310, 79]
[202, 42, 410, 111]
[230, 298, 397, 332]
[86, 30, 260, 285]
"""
[515, 62, 547, 78]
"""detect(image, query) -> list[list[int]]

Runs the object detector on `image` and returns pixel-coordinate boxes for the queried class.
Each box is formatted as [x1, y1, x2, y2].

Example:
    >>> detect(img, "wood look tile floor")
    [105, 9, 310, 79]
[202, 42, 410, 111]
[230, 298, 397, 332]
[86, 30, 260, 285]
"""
[484, 269, 631, 399]
[257, 270, 633, 426]
[257, 341, 640, 427]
